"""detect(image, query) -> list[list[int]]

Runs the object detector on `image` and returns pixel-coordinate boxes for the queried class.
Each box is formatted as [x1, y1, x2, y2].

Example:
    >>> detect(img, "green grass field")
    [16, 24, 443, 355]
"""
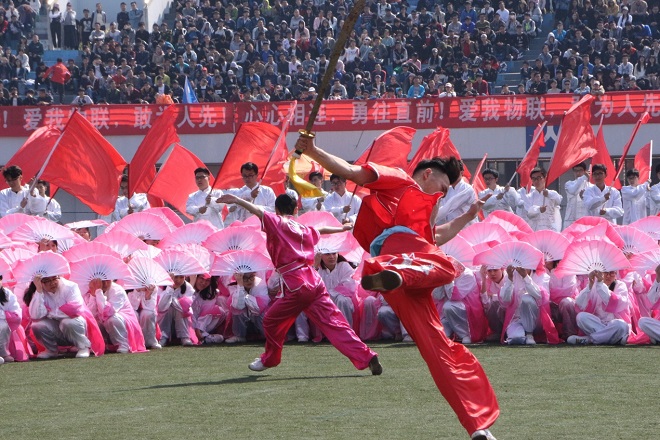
[2, 342, 659, 440]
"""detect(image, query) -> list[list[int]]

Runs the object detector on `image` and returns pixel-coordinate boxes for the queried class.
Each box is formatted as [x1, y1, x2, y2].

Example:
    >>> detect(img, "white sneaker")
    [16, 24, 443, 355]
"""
[402, 335, 413, 343]
[148, 342, 162, 349]
[298, 337, 309, 342]
[116, 346, 130, 354]
[181, 338, 194, 346]
[75, 348, 90, 358]
[225, 336, 246, 344]
[0, 356, 3, 364]
[2, 355, 14, 363]
[248, 357, 268, 372]
[567, 335, 590, 345]
[37, 350, 61, 359]
[205, 334, 224, 344]
[471, 429, 497, 440]
[525, 334, 536, 345]
[461, 336, 472, 344]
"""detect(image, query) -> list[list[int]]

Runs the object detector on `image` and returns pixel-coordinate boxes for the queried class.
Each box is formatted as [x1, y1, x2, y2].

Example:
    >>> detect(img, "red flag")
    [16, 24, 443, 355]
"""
[42, 112, 126, 214]
[148, 144, 209, 219]
[634, 143, 652, 183]
[614, 111, 651, 181]
[471, 154, 489, 196]
[590, 124, 619, 189]
[546, 95, 598, 185]
[213, 122, 289, 193]
[129, 105, 180, 196]
[347, 127, 416, 196]
[406, 127, 471, 180]
[4, 126, 61, 192]
[517, 124, 545, 190]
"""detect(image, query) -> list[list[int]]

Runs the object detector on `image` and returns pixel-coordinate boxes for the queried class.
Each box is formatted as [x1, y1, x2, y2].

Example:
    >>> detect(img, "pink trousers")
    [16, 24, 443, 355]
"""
[260, 281, 377, 369]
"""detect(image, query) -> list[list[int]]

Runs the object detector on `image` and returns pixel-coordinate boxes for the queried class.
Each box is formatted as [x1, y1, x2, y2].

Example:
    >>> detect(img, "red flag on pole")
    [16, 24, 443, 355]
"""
[148, 144, 209, 219]
[634, 142, 652, 183]
[546, 95, 598, 186]
[42, 112, 127, 215]
[213, 122, 289, 192]
[590, 123, 620, 189]
[129, 105, 180, 196]
[614, 111, 651, 181]
[406, 127, 471, 179]
[516, 124, 546, 190]
[346, 126, 416, 196]
[471, 154, 489, 196]
[4, 126, 61, 193]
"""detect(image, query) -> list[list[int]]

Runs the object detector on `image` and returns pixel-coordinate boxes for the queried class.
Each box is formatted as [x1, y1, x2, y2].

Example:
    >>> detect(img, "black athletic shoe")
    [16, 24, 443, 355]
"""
[361, 270, 402, 291]
[368, 355, 383, 376]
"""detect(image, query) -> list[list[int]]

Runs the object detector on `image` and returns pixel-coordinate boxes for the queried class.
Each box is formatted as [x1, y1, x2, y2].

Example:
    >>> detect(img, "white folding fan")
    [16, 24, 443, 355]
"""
[440, 235, 476, 266]
[629, 249, 660, 273]
[154, 249, 207, 276]
[69, 255, 133, 286]
[473, 241, 543, 270]
[171, 243, 212, 271]
[562, 216, 609, 238]
[521, 230, 570, 262]
[11, 219, 79, 243]
[0, 213, 44, 235]
[110, 212, 173, 240]
[94, 231, 149, 258]
[614, 225, 658, 254]
[554, 240, 631, 277]
[571, 223, 625, 249]
[62, 241, 122, 263]
[458, 222, 511, 246]
[14, 252, 71, 283]
[314, 231, 364, 262]
[630, 216, 660, 241]
[129, 245, 162, 259]
[482, 210, 533, 239]
[65, 219, 109, 230]
[158, 222, 217, 249]
[0, 258, 14, 282]
[210, 250, 274, 276]
[203, 226, 267, 254]
[297, 211, 343, 228]
[143, 207, 185, 229]
[124, 257, 174, 289]
[0, 247, 37, 269]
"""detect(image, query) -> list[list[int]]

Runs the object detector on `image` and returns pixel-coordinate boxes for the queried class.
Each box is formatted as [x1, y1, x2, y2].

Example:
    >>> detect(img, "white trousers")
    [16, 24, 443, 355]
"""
[506, 296, 540, 343]
[31, 317, 90, 352]
[330, 294, 355, 328]
[98, 314, 129, 351]
[158, 308, 191, 342]
[0, 320, 10, 357]
[195, 314, 226, 335]
[440, 301, 470, 340]
[377, 305, 409, 339]
[638, 317, 660, 344]
[137, 310, 158, 346]
[231, 311, 264, 339]
[359, 296, 380, 341]
[576, 312, 630, 345]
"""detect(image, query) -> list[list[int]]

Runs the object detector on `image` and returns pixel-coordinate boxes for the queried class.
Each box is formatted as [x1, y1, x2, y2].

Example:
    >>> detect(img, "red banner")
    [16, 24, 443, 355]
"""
[1, 92, 657, 137]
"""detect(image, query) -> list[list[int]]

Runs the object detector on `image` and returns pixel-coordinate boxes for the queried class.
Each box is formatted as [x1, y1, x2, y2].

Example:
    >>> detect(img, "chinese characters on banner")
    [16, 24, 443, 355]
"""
[1, 92, 657, 137]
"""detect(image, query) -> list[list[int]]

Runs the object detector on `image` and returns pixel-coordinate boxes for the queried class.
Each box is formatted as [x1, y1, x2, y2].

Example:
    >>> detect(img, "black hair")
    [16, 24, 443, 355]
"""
[329, 174, 346, 182]
[194, 167, 211, 176]
[626, 168, 640, 178]
[197, 275, 218, 300]
[412, 156, 462, 185]
[529, 167, 547, 178]
[655, 163, 660, 174]
[573, 161, 587, 171]
[0, 280, 7, 305]
[120, 174, 129, 183]
[23, 282, 36, 306]
[592, 163, 607, 174]
[2, 165, 22, 180]
[320, 253, 348, 270]
[308, 171, 323, 181]
[240, 162, 259, 174]
[275, 193, 297, 215]
[482, 168, 499, 178]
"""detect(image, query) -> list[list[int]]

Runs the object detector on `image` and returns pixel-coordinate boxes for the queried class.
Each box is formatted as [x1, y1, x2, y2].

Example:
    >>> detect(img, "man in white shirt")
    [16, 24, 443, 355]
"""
[112, 174, 150, 222]
[224, 162, 276, 225]
[621, 168, 649, 225]
[300, 171, 328, 214]
[323, 174, 361, 224]
[525, 167, 562, 231]
[26, 180, 61, 222]
[435, 163, 477, 226]
[478, 168, 519, 217]
[186, 167, 225, 229]
[563, 162, 592, 229]
[0, 165, 29, 217]
[582, 164, 624, 224]
[648, 164, 660, 215]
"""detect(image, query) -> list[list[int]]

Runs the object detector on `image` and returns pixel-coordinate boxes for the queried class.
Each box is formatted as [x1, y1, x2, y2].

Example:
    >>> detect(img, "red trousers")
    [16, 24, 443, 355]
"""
[364, 232, 500, 434]
[260, 281, 376, 370]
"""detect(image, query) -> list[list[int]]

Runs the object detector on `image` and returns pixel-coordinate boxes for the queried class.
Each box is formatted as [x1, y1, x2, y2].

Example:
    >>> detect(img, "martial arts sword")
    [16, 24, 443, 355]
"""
[293, 0, 367, 156]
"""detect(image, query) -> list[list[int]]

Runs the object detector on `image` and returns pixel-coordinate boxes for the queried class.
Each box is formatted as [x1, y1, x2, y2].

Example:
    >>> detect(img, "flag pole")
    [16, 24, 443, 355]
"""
[507, 121, 548, 186]
[260, 102, 296, 184]
[30, 111, 77, 193]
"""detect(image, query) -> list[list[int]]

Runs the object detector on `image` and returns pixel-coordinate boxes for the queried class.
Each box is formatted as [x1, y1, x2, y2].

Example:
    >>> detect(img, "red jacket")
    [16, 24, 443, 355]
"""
[44, 62, 71, 85]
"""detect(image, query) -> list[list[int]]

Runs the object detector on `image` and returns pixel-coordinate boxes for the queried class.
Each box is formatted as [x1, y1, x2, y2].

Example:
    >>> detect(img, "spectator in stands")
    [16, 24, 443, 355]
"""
[44, 57, 70, 104]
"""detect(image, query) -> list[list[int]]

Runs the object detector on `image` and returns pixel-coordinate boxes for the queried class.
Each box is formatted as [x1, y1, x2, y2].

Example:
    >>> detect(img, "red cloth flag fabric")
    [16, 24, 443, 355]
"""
[3, 126, 61, 192]
[634, 142, 652, 183]
[129, 105, 180, 196]
[406, 127, 471, 180]
[517, 123, 545, 190]
[546, 95, 597, 185]
[148, 144, 208, 219]
[614, 111, 651, 181]
[347, 126, 416, 196]
[213, 122, 289, 193]
[42, 112, 126, 215]
[590, 124, 620, 189]
[471, 154, 489, 196]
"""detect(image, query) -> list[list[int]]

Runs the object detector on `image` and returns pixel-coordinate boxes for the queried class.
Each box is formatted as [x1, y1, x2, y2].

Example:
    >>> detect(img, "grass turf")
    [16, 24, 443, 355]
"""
[2, 342, 659, 440]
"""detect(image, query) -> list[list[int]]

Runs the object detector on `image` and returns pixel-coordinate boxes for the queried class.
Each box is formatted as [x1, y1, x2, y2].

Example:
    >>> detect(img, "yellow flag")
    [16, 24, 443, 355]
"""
[288, 158, 322, 197]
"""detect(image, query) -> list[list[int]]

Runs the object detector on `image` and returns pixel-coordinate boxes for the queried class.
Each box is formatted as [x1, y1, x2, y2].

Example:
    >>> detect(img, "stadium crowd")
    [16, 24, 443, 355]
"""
[1, 0, 659, 105]
[2, 156, 660, 365]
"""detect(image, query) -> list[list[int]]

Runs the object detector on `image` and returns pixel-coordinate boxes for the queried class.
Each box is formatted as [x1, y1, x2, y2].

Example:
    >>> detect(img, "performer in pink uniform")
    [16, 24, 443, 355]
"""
[294, 136, 499, 440]
[217, 193, 382, 374]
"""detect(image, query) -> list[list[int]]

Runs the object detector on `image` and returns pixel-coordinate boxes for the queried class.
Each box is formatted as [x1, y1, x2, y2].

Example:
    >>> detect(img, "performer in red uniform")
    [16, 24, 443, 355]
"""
[294, 137, 499, 440]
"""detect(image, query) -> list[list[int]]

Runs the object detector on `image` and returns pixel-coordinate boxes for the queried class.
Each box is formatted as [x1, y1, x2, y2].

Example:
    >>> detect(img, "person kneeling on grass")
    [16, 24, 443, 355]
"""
[217, 193, 382, 375]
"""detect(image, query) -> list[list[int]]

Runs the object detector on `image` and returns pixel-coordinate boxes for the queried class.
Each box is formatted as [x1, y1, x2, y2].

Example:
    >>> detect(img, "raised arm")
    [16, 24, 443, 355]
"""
[217, 194, 264, 220]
